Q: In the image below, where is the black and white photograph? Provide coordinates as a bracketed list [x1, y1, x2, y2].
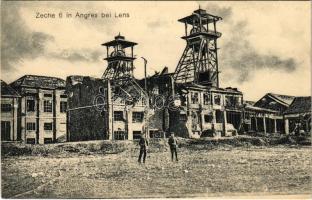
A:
[1, 1, 311, 198]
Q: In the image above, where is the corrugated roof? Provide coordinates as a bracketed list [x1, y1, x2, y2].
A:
[101, 34, 137, 48]
[284, 96, 311, 115]
[1, 80, 20, 97]
[245, 104, 278, 113]
[268, 93, 296, 106]
[178, 9, 222, 25]
[10, 75, 65, 90]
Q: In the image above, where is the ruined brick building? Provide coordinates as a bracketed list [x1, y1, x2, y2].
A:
[0, 75, 67, 144]
[66, 8, 245, 141]
[2, 8, 310, 143]
[66, 35, 150, 141]
[168, 9, 244, 138]
[1, 80, 20, 141]
[66, 8, 311, 141]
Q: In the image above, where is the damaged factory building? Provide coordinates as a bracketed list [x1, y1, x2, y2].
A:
[1, 8, 310, 144]
[66, 35, 150, 141]
[66, 8, 244, 141]
[65, 8, 298, 141]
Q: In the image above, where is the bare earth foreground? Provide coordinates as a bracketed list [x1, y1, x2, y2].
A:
[2, 140, 312, 198]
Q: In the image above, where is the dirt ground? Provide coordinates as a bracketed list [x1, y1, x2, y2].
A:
[2, 144, 311, 198]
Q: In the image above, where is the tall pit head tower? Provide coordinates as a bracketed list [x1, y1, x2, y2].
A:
[174, 8, 222, 87]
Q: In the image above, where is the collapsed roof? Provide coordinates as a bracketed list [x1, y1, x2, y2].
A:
[10, 75, 66, 90]
[1, 80, 20, 97]
[284, 96, 311, 115]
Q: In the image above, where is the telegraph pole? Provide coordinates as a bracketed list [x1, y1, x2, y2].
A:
[141, 57, 149, 138]
[141, 57, 148, 92]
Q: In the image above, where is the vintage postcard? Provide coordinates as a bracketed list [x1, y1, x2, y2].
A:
[1, 1, 311, 199]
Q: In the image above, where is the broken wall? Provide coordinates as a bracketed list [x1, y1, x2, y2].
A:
[66, 76, 108, 141]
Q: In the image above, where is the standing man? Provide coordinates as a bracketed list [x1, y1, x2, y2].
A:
[138, 134, 148, 163]
[168, 132, 178, 162]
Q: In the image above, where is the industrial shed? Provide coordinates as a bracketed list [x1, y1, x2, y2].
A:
[254, 93, 295, 115]
[284, 96, 311, 134]
[242, 101, 284, 134]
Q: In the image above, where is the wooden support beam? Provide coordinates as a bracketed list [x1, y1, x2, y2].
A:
[255, 117, 258, 132]
[284, 118, 289, 135]
[223, 110, 228, 136]
[263, 116, 267, 135]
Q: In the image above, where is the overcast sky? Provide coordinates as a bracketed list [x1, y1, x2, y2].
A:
[1, 1, 311, 101]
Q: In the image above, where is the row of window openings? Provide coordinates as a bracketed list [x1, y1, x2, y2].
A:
[1, 104, 13, 112]
[113, 111, 144, 123]
[191, 93, 211, 105]
[26, 138, 53, 144]
[1, 101, 67, 113]
[180, 114, 214, 123]
[190, 93, 241, 106]
[43, 94, 67, 98]
[23, 94, 67, 98]
[114, 131, 142, 140]
[114, 131, 166, 141]
[26, 122, 53, 131]
[191, 93, 221, 105]
[26, 100, 67, 113]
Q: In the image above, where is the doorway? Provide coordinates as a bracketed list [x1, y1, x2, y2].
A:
[1, 121, 11, 141]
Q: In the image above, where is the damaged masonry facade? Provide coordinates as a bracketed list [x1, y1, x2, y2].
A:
[1, 8, 311, 144]
[64, 8, 310, 142]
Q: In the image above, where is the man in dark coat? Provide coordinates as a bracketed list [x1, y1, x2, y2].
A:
[168, 132, 178, 162]
[138, 134, 148, 163]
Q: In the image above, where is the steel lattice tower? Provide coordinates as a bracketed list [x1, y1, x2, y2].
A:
[173, 8, 222, 87]
[101, 34, 137, 82]
[101, 34, 146, 107]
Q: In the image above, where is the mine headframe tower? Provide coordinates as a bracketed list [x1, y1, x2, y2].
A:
[101, 34, 137, 82]
[173, 8, 222, 87]
[101, 34, 149, 139]
[101, 34, 147, 107]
